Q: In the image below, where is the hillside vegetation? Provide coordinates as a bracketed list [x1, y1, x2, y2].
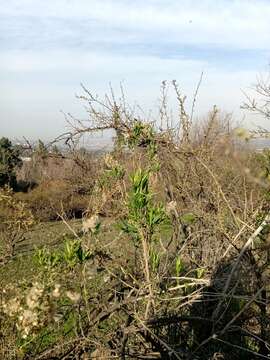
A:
[1, 81, 270, 359]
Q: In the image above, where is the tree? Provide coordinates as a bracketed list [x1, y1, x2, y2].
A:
[242, 73, 270, 135]
[0, 137, 22, 188]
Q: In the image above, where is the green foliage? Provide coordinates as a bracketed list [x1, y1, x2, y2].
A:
[34, 247, 62, 268]
[0, 137, 22, 188]
[108, 164, 125, 180]
[149, 248, 160, 273]
[124, 121, 158, 158]
[99, 164, 125, 189]
[126, 121, 147, 148]
[195, 268, 205, 279]
[120, 169, 168, 241]
[63, 239, 91, 268]
[91, 221, 101, 235]
[146, 204, 168, 233]
[119, 167, 169, 289]
[128, 168, 151, 219]
[175, 257, 184, 278]
[34, 239, 92, 270]
[118, 220, 140, 243]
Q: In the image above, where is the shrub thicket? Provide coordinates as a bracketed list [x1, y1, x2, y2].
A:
[1, 81, 270, 359]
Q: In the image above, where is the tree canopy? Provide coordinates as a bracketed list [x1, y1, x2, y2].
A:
[0, 137, 22, 188]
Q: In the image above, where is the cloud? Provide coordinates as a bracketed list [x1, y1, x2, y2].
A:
[1, 0, 270, 51]
[0, 0, 269, 140]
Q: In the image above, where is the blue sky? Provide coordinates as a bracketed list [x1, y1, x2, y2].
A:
[1, 0, 270, 143]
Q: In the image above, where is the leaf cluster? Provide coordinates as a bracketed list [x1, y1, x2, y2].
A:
[34, 239, 92, 270]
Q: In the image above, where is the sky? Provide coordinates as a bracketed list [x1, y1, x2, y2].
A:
[1, 0, 270, 144]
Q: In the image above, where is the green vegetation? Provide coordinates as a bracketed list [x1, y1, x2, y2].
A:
[1, 81, 270, 359]
[0, 137, 22, 188]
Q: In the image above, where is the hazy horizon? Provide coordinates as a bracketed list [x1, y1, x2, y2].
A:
[1, 0, 270, 142]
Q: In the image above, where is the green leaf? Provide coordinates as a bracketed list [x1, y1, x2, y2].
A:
[175, 257, 184, 277]
[196, 268, 205, 279]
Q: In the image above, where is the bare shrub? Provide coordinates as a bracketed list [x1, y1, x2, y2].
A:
[16, 179, 89, 221]
[0, 186, 35, 261]
[1, 82, 270, 359]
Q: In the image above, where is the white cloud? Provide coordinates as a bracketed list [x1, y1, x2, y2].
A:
[1, 0, 270, 50]
[1, 0, 269, 140]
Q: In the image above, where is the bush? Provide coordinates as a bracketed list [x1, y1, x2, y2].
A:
[1, 83, 270, 359]
[16, 180, 89, 221]
[0, 186, 34, 260]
